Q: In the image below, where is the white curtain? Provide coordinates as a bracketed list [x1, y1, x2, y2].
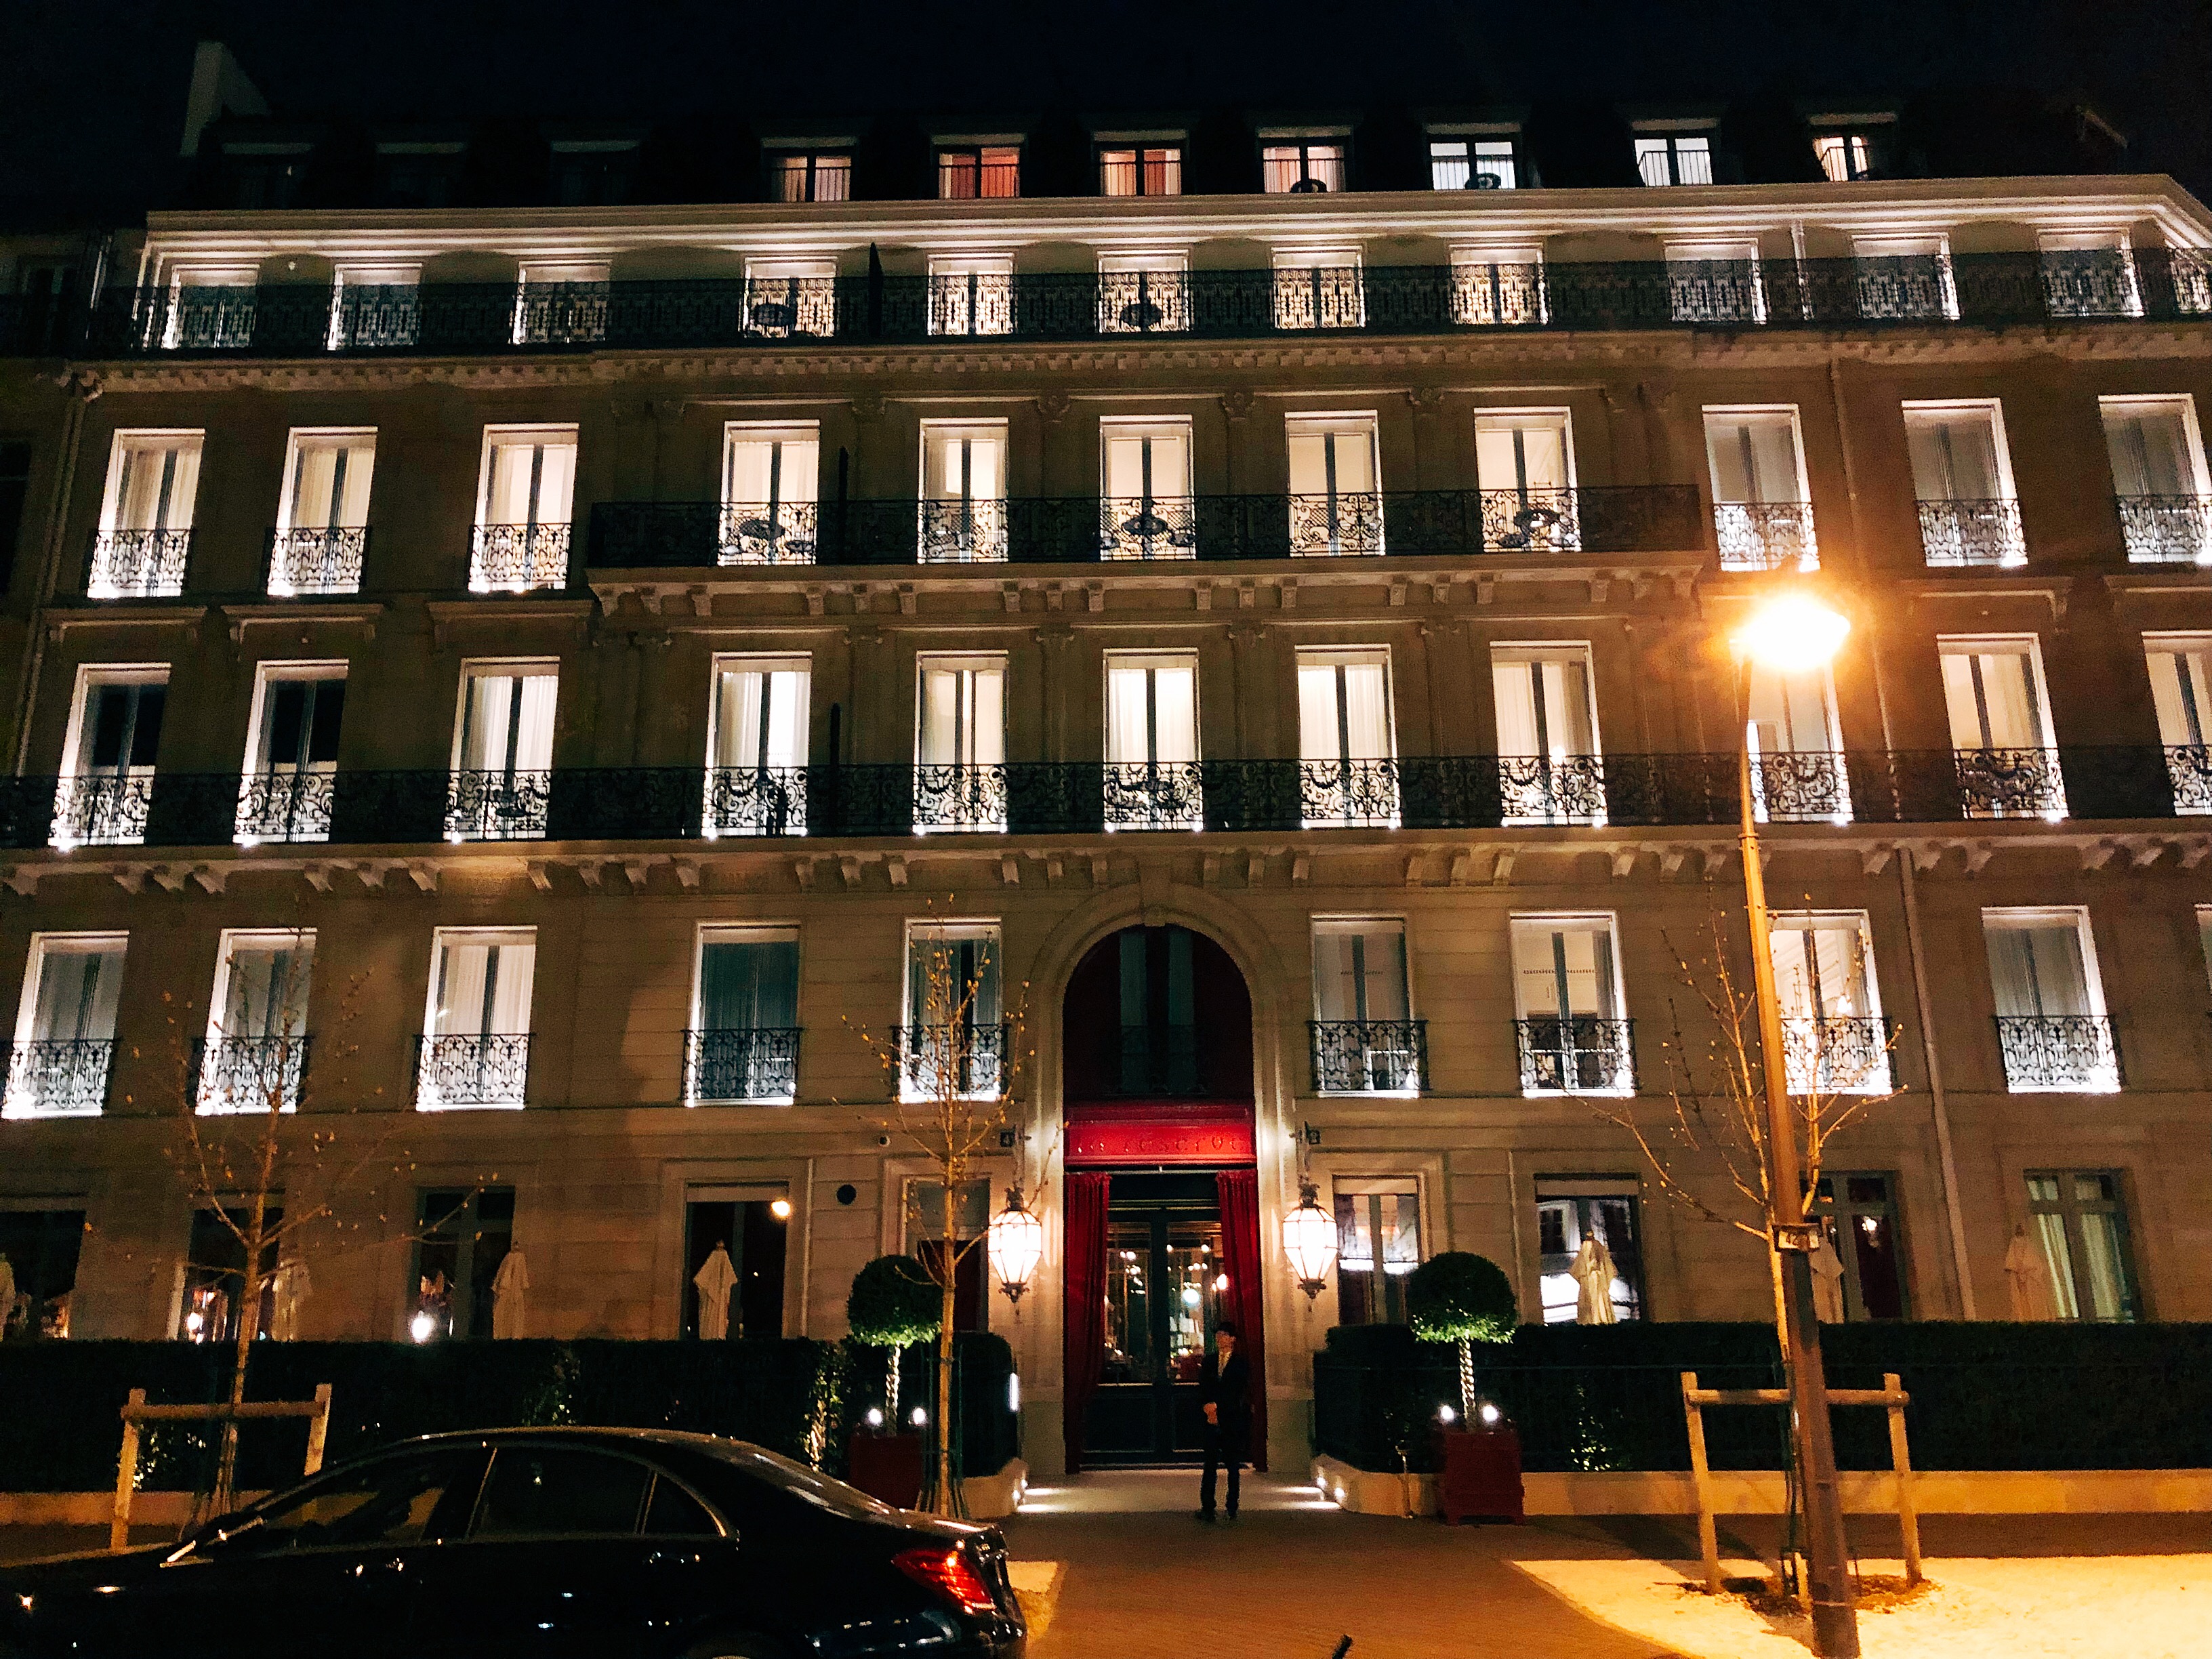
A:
[1288, 426, 1376, 497]
[1513, 923, 1615, 1017]
[917, 663, 1004, 766]
[1769, 920, 1868, 1020]
[31, 945, 126, 1042]
[106, 438, 201, 531]
[432, 942, 489, 1036]
[1707, 415, 1802, 503]
[927, 431, 1004, 501]
[2146, 644, 2211, 748]
[1105, 660, 1194, 764]
[724, 434, 819, 505]
[1103, 432, 1189, 499]
[716, 666, 809, 769]
[1296, 663, 1340, 761]
[1940, 649, 2044, 749]
[487, 943, 535, 1034]
[1340, 663, 1389, 758]
[460, 674, 557, 773]
[483, 437, 575, 525]
[284, 436, 375, 530]
[2101, 408, 2194, 497]
[1311, 924, 1407, 1022]
[1746, 667, 1835, 756]
[220, 941, 315, 1038]
[1493, 655, 1593, 758]
[1908, 414, 2003, 499]
[1475, 419, 1570, 493]
[1984, 922, 2091, 1018]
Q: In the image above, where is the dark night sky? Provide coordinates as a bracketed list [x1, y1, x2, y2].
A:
[2, 0, 2207, 221]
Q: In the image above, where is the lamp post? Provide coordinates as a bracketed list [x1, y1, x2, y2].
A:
[1732, 587, 1860, 1659]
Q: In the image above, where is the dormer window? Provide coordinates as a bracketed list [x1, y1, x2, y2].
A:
[549, 140, 638, 206]
[938, 145, 1021, 200]
[1810, 114, 1895, 182]
[1429, 137, 1518, 191]
[1263, 139, 1346, 193]
[375, 142, 463, 209]
[1633, 129, 1715, 186]
[1099, 145, 1183, 197]
[222, 143, 310, 210]
[769, 149, 852, 204]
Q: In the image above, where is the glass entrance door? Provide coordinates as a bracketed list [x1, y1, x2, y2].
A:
[1087, 1204, 1225, 1463]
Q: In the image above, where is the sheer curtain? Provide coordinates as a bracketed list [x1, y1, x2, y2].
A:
[483, 436, 576, 527]
[1940, 649, 2045, 749]
[1708, 415, 1802, 503]
[1105, 667, 1154, 764]
[917, 664, 1004, 766]
[1513, 922, 1616, 1019]
[220, 941, 314, 1038]
[699, 935, 798, 1029]
[282, 435, 375, 531]
[2102, 407, 2194, 496]
[2146, 642, 2211, 748]
[715, 665, 810, 770]
[1492, 655, 1593, 757]
[32, 945, 125, 1041]
[1475, 419, 1570, 495]
[1984, 922, 2091, 1018]
[1747, 668, 1835, 756]
[1908, 414, 2003, 499]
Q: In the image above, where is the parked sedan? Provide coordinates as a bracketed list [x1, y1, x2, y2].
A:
[0, 1427, 1026, 1659]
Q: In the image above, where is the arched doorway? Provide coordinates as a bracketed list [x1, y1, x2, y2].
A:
[1060, 925, 1265, 1470]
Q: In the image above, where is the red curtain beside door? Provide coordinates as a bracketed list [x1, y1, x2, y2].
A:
[1215, 1168, 1269, 1472]
[1061, 1170, 1111, 1475]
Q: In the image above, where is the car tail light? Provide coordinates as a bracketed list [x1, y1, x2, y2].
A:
[893, 1545, 998, 1616]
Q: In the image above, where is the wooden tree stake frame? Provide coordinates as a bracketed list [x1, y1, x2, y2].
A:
[111, 1382, 333, 1550]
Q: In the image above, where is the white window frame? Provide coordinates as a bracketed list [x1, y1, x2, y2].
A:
[271, 428, 375, 596]
[1097, 141, 1184, 197]
[1284, 411, 1383, 555]
[913, 651, 1008, 832]
[237, 659, 347, 846]
[1981, 906, 2118, 1094]
[5, 933, 127, 1119]
[1509, 914, 1633, 1097]
[1903, 398, 2021, 502]
[1294, 645, 1399, 829]
[720, 420, 821, 565]
[1850, 234, 1959, 320]
[447, 659, 560, 843]
[1309, 917, 1420, 1097]
[703, 652, 811, 838]
[1474, 409, 1578, 547]
[917, 419, 1010, 562]
[1102, 648, 1203, 831]
[1260, 136, 1347, 193]
[199, 928, 316, 1114]
[1767, 911, 1890, 1094]
[688, 924, 802, 1105]
[328, 263, 420, 350]
[53, 663, 168, 851]
[511, 262, 609, 345]
[1936, 633, 2062, 773]
[2036, 229, 2142, 317]
[901, 919, 1004, 1102]
[1427, 133, 1519, 192]
[417, 926, 537, 1112]
[2101, 395, 2212, 566]
[472, 424, 577, 592]
[1491, 642, 1605, 826]
[2143, 632, 2212, 813]
[92, 430, 203, 598]
[1703, 405, 1817, 571]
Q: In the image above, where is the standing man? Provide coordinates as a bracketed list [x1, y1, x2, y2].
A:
[1195, 1320, 1250, 1523]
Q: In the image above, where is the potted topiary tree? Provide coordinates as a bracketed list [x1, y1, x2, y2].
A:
[1406, 1250, 1521, 1523]
[846, 1254, 942, 1508]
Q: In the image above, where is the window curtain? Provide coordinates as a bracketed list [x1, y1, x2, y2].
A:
[1746, 668, 1835, 756]
[1492, 657, 1592, 758]
[1061, 1170, 1111, 1475]
[1475, 421, 1569, 494]
[1708, 417, 1801, 504]
[2146, 646, 2211, 749]
[699, 937, 798, 1029]
[486, 943, 535, 1034]
[1214, 1168, 1268, 1471]
[223, 944, 314, 1038]
[1515, 924, 1614, 1018]
[433, 941, 490, 1036]
[1907, 415, 2001, 499]
[1985, 924, 2090, 1019]
[1940, 651, 2043, 750]
[33, 947, 125, 1042]
[2102, 409, 2191, 496]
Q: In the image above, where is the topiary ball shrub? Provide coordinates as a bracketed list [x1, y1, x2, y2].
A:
[846, 1254, 943, 1348]
[1405, 1251, 1518, 1420]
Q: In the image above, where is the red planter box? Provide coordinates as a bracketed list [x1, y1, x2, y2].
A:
[846, 1432, 924, 1509]
[1437, 1425, 1523, 1525]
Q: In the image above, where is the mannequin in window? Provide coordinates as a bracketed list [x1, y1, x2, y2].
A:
[694, 1242, 739, 1340]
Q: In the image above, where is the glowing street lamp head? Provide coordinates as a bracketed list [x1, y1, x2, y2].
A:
[1733, 592, 1851, 674]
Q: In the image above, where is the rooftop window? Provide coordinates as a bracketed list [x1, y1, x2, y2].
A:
[939, 145, 1021, 200]
[1633, 132, 1714, 186]
[1263, 140, 1345, 193]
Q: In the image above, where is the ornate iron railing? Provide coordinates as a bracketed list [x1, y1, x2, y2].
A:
[1714, 501, 1818, 571]
[1099, 496, 1199, 559]
[234, 770, 334, 842]
[742, 277, 838, 339]
[3, 1039, 113, 1115]
[1499, 756, 1609, 825]
[912, 763, 1008, 831]
[704, 766, 808, 836]
[414, 1033, 531, 1109]
[514, 281, 609, 345]
[330, 281, 420, 349]
[1272, 266, 1367, 329]
[1310, 1020, 1428, 1093]
[1745, 751, 1853, 823]
[266, 527, 368, 594]
[85, 529, 192, 597]
[927, 272, 1016, 337]
[192, 1035, 310, 1111]
[1515, 1017, 1636, 1094]
[445, 770, 553, 840]
[1289, 491, 1385, 556]
[1666, 259, 1767, 325]
[683, 1027, 801, 1102]
[1476, 489, 1580, 551]
[1952, 747, 2066, 819]
[1778, 1016, 1893, 1094]
[892, 1022, 1010, 1099]
[919, 497, 1008, 562]
[1299, 759, 1401, 827]
[1917, 499, 2026, 568]
[1103, 762, 1205, 829]
[1097, 269, 1191, 333]
[51, 774, 154, 846]
[720, 501, 819, 565]
[1993, 1015, 2121, 1092]
[2116, 495, 2212, 565]
[2165, 746, 2212, 814]
[470, 523, 571, 590]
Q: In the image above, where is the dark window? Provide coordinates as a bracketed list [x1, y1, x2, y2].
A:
[377, 150, 460, 209]
[0, 441, 30, 595]
[916, 1237, 987, 1334]
[225, 152, 308, 210]
[472, 1448, 651, 1538]
[770, 151, 852, 203]
[550, 147, 638, 206]
[411, 1187, 514, 1340]
[0, 1208, 86, 1337]
[184, 1206, 281, 1344]
[87, 682, 165, 771]
[228, 1450, 485, 1554]
[1332, 1187, 1419, 1324]
[1814, 1171, 1908, 1319]
[643, 1475, 721, 1537]
[682, 1197, 788, 1339]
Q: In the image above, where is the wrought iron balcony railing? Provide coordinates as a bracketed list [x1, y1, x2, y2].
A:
[1917, 499, 2026, 568]
[1097, 269, 1191, 333]
[234, 769, 335, 843]
[1310, 1019, 1428, 1094]
[1298, 759, 1401, 827]
[85, 529, 192, 597]
[3, 1038, 114, 1117]
[720, 501, 819, 565]
[192, 1034, 310, 1111]
[704, 766, 808, 836]
[414, 1033, 531, 1109]
[2116, 495, 2212, 565]
[514, 281, 610, 346]
[51, 774, 155, 847]
[913, 763, 1008, 831]
[1099, 496, 1199, 559]
[1515, 1016, 1637, 1094]
[743, 277, 838, 339]
[1666, 259, 1767, 325]
[1498, 756, 1609, 825]
[1103, 762, 1205, 830]
[1748, 750, 1854, 823]
[1289, 492, 1385, 556]
[266, 527, 368, 595]
[919, 498, 1008, 562]
[2166, 746, 2212, 814]
[445, 769, 552, 841]
[893, 1022, 1010, 1099]
[1714, 501, 1818, 571]
[1994, 1015, 2121, 1092]
[470, 523, 571, 590]
[1475, 489, 1580, 551]
[1952, 747, 2067, 819]
[1778, 1016, 1893, 1094]
[682, 1027, 801, 1103]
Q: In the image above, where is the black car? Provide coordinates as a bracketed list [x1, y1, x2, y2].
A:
[0, 1427, 1025, 1659]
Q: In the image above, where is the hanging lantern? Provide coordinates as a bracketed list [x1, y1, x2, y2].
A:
[987, 1183, 1046, 1304]
[1281, 1179, 1338, 1300]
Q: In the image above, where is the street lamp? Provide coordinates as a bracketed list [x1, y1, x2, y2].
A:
[1281, 1179, 1338, 1300]
[987, 1183, 1044, 1305]
[1731, 586, 1861, 1659]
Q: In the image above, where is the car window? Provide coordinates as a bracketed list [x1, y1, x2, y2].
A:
[470, 1447, 651, 1540]
[693, 1441, 895, 1519]
[643, 1475, 722, 1538]
[219, 1451, 486, 1555]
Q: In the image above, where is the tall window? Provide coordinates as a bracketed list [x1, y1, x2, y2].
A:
[474, 426, 576, 591]
[449, 663, 558, 841]
[182, 1206, 281, 1344]
[512, 262, 609, 346]
[1334, 1181, 1421, 1323]
[1475, 411, 1576, 549]
[1983, 908, 2118, 1092]
[91, 430, 201, 597]
[1704, 408, 1816, 570]
[1263, 140, 1345, 192]
[238, 663, 344, 844]
[1813, 129, 1883, 182]
[1511, 916, 1633, 1094]
[1099, 146, 1181, 196]
[1272, 247, 1365, 330]
[1104, 651, 1201, 829]
[1938, 636, 2063, 817]
[926, 255, 1014, 338]
[199, 930, 314, 1113]
[2144, 633, 2212, 813]
[1285, 413, 1382, 553]
[1296, 647, 1397, 827]
[1098, 251, 1191, 335]
[1812, 1172, 1906, 1319]
[915, 654, 1007, 831]
[54, 668, 166, 848]
[903, 922, 1004, 1100]
[1745, 662, 1847, 822]
[919, 419, 1008, 559]
[707, 655, 809, 837]
[5, 935, 125, 1118]
[1769, 913, 1887, 1092]
[411, 1188, 516, 1339]
[938, 145, 1021, 199]
[1536, 1179, 1644, 1322]
[419, 928, 535, 1110]
[2026, 1172, 2140, 1321]
[329, 263, 420, 351]
[1666, 238, 1764, 324]
[0, 1209, 85, 1337]
[689, 926, 801, 1104]
[1429, 138, 1517, 190]
[769, 150, 851, 203]
[1851, 235, 1957, 321]
[686, 1191, 790, 1338]
[1100, 417, 1194, 557]
[1492, 644, 1602, 825]
[1634, 132, 1714, 186]
[270, 429, 373, 596]
[2102, 396, 2211, 565]
[721, 422, 819, 564]
[905, 1179, 991, 1333]
[1452, 244, 1546, 327]
[1906, 401, 2024, 567]
[1310, 919, 1420, 1093]
[743, 259, 837, 342]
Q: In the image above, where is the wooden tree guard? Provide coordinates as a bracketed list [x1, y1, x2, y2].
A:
[111, 1383, 333, 1551]
[1680, 1369, 1921, 1593]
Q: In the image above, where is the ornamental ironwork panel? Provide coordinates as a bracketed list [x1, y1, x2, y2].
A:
[1397, 756, 1507, 831]
[330, 283, 421, 350]
[513, 281, 609, 346]
[470, 523, 571, 590]
[601, 279, 756, 348]
[684, 1027, 802, 1103]
[1288, 492, 1385, 557]
[2038, 250, 2142, 319]
[703, 766, 808, 837]
[912, 764, 1007, 832]
[192, 1035, 310, 1111]
[1006, 762, 1101, 835]
[919, 498, 1008, 562]
[234, 771, 334, 843]
[1099, 496, 1199, 560]
[1102, 762, 1204, 830]
[720, 501, 818, 565]
[588, 503, 722, 568]
[415, 1033, 532, 1109]
[1200, 759, 1303, 832]
[1498, 755, 1607, 825]
[1666, 260, 1766, 325]
[266, 527, 367, 594]
[2116, 495, 2212, 564]
[1779, 1017, 1893, 1094]
[1271, 267, 1367, 331]
[1298, 759, 1401, 827]
[1952, 748, 2066, 819]
[1310, 1020, 1428, 1094]
[892, 1023, 1010, 1099]
[85, 529, 191, 597]
[1477, 489, 1580, 552]
[547, 768, 705, 841]
[1948, 253, 2058, 324]
[1917, 499, 2026, 568]
[328, 771, 451, 843]
[1515, 1017, 1635, 1094]
[1750, 751, 1853, 823]
[445, 770, 553, 841]
[739, 277, 838, 340]
[2167, 746, 2212, 815]
[926, 272, 1016, 337]
[1715, 501, 1819, 571]
[1993, 1015, 2120, 1092]
[51, 774, 154, 846]
[4, 1039, 113, 1115]
[1446, 261, 1547, 327]
[1096, 269, 1193, 334]
[805, 764, 914, 838]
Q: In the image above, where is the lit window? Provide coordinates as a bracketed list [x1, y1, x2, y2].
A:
[1099, 146, 1181, 196]
[689, 927, 801, 1103]
[706, 654, 811, 837]
[237, 663, 345, 844]
[199, 930, 315, 1113]
[1272, 247, 1365, 330]
[91, 430, 201, 596]
[512, 262, 608, 346]
[2144, 634, 2212, 813]
[1296, 648, 1397, 827]
[1311, 920, 1420, 1094]
[1097, 251, 1190, 333]
[1429, 139, 1517, 191]
[914, 653, 1008, 831]
[771, 150, 851, 203]
[926, 255, 1014, 337]
[1286, 413, 1382, 554]
[1511, 918, 1632, 1094]
[1263, 141, 1345, 193]
[1451, 245, 1545, 326]
[1634, 133, 1714, 186]
[449, 661, 558, 842]
[1811, 1173, 1907, 1319]
[721, 422, 820, 564]
[1768, 913, 1888, 1092]
[54, 667, 166, 848]
[1334, 1182, 1422, 1322]
[1905, 401, 2024, 567]
[743, 259, 836, 340]
[1939, 636, 2064, 819]
[939, 145, 1021, 200]
[1704, 407, 1815, 571]
[1813, 131, 1880, 182]
[271, 428, 374, 595]
[2024, 1172, 2141, 1320]
[2102, 396, 2211, 565]
[919, 421, 1008, 562]
[902, 922, 1004, 1099]
[1983, 909, 2118, 1092]
[474, 426, 577, 590]
[1536, 1180, 1643, 1322]
[418, 929, 536, 1110]
[5, 934, 126, 1118]
[1492, 645, 1602, 825]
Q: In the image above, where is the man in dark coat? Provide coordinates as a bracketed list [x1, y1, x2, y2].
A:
[1195, 1321, 1251, 1522]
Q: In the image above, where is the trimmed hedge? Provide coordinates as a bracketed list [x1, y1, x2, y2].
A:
[843, 1332, 1022, 1482]
[1314, 1322, 2212, 1475]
